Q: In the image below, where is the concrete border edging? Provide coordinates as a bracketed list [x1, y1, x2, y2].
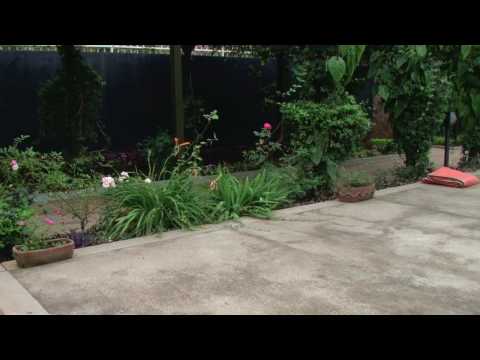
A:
[0, 265, 48, 315]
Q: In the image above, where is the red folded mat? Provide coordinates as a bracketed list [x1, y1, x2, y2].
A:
[423, 167, 480, 188]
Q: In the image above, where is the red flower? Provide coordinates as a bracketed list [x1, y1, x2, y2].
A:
[263, 122, 272, 130]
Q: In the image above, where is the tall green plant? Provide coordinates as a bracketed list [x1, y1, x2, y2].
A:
[280, 94, 370, 197]
[39, 45, 105, 157]
[369, 45, 453, 172]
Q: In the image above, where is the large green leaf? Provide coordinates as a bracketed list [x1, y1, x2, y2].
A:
[339, 45, 366, 85]
[378, 85, 390, 102]
[415, 45, 427, 58]
[470, 92, 480, 117]
[326, 56, 346, 87]
[461, 45, 472, 60]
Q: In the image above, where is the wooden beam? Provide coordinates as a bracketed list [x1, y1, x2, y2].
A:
[171, 45, 185, 139]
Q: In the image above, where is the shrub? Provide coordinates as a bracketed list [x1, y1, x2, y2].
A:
[39, 45, 105, 157]
[0, 186, 34, 252]
[99, 173, 210, 241]
[370, 45, 453, 172]
[208, 168, 292, 221]
[137, 129, 173, 169]
[0, 135, 73, 193]
[371, 138, 396, 155]
[242, 122, 282, 168]
[280, 93, 370, 197]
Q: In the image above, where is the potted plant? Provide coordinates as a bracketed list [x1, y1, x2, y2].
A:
[336, 170, 375, 203]
[12, 218, 74, 268]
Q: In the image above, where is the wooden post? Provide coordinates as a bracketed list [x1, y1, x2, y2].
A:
[171, 45, 185, 139]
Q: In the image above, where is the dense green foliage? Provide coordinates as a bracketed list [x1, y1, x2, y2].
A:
[369, 45, 453, 173]
[0, 186, 34, 251]
[431, 45, 480, 168]
[0, 136, 71, 193]
[371, 138, 396, 155]
[280, 94, 370, 197]
[39, 45, 105, 157]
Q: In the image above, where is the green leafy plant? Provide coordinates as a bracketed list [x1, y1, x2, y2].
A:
[0, 135, 73, 193]
[207, 167, 291, 221]
[0, 187, 35, 252]
[174, 110, 220, 176]
[369, 45, 453, 173]
[99, 173, 210, 241]
[137, 129, 173, 169]
[337, 169, 373, 189]
[242, 123, 282, 168]
[280, 93, 370, 198]
[371, 138, 396, 155]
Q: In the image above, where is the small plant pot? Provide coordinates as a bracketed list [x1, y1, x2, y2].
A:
[337, 184, 376, 203]
[13, 239, 74, 269]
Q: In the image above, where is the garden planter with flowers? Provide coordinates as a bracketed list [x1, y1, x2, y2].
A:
[13, 239, 74, 268]
[11, 216, 76, 268]
[336, 170, 376, 203]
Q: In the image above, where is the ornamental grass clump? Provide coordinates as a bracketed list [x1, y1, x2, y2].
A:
[99, 173, 210, 241]
[208, 168, 291, 221]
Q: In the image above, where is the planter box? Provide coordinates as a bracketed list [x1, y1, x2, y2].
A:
[337, 184, 376, 203]
[13, 239, 74, 269]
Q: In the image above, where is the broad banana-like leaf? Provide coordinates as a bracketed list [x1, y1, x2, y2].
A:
[327, 56, 346, 87]
[339, 45, 366, 85]
[378, 85, 390, 102]
[470, 92, 480, 118]
[461, 45, 472, 60]
[415, 45, 427, 58]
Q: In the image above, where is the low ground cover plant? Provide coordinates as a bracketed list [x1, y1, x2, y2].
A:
[337, 169, 374, 189]
[370, 138, 396, 155]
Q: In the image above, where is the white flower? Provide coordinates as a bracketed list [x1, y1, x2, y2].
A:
[102, 176, 116, 189]
[144, 178, 152, 184]
[120, 171, 129, 178]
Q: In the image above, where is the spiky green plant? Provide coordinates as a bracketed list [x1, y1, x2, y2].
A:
[208, 168, 291, 221]
[100, 173, 210, 241]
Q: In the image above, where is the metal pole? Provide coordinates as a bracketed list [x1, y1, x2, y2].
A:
[171, 45, 185, 139]
[444, 115, 450, 167]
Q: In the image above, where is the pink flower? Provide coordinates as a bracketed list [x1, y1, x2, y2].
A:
[11, 160, 19, 171]
[263, 122, 272, 131]
[44, 217, 55, 226]
[53, 209, 65, 217]
[102, 176, 116, 189]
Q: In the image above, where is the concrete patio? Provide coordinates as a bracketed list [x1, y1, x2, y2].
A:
[2, 179, 480, 315]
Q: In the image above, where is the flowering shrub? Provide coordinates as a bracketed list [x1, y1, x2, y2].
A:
[243, 122, 282, 168]
[0, 135, 72, 193]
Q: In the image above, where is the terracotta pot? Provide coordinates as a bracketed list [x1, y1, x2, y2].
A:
[13, 239, 74, 269]
[337, 183, 375, 203]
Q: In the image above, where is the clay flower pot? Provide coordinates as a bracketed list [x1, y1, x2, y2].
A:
[337, 183, 376, 203]
[13, 239, 74, 269]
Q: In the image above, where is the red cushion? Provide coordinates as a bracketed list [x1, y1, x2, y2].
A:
[423, 167, 480, 188]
